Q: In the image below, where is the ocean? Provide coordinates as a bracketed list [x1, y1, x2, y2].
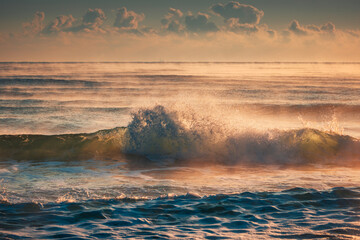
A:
[0, 62, 360, 239]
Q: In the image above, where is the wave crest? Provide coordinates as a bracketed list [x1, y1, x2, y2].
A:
[123, 105, 359, 165]
[125, 105, 194, 156]
[0, 105, 359, 166]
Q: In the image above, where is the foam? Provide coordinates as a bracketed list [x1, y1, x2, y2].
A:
[0, 105, 359, 166]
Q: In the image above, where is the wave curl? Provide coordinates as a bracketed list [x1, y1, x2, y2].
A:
[0, 105, 359, 166]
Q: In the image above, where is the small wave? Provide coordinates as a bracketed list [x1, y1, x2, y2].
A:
[0, 105, 359, 166]
[0, 78, 104, 87]
[236, 103, 360, 116]
[0, 127, 127, 160]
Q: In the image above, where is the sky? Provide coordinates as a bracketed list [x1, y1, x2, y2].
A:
[0, 0, 359, 61]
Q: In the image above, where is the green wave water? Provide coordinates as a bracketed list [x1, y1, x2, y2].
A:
[1, 106, 359, 166]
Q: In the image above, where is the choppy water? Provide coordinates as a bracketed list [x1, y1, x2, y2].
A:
[0, 62, 360, 239]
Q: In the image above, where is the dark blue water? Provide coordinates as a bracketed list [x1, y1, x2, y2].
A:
[1, 187, 360, 239]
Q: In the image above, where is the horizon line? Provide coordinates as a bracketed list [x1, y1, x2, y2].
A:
[1, 61, 360, 64]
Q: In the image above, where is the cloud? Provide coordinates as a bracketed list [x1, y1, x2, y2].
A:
[161, 8, 184, 33]
[83, 8, 106, 28]
[211, 1, 264, 25]
[165, 20, 184, 33]
[225, 18, 276, 38]
[8, 6, 359, 62]
[2, 26, 360, 62]
[166, 8, 183, 19]
[185, 12, 218, 33]
[288, 20, 308, 36]
[64, 8, 106, 33]
[306, 24, 321, 32]
[226, 18, 259, 34]
[22, 9, 105, 35]
[114, 7, 145, 30]
[321, 22, 336, 33]
[42, 15, 76, 34]
[22, 11, 45, 35]
[288, 20, 337, 36]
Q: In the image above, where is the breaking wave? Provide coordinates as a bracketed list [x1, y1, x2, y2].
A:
[0, 105, 359, 166]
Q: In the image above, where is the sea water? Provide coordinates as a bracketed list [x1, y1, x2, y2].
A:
[0, 62, 360, 239]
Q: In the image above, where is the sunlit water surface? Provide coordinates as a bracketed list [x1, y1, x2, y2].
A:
[0, 62, 360, 239]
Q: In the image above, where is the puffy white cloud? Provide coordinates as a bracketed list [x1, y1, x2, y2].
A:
[82, 8, 106, 28]
[185, 13, 218, 33]
[321, 22, 336, 34]
[114, 7, 145, 30]
[288, 20, 337, 36]
[7, 5, 359, 62]
[62, 8, 106, 33]
[166, 8, 183, 19]
[306, 24, 321, 32]
[22, 11, 45, 35]
[22, 9, 105, 35]
[225, 18, 276, 38]
[165, 20, 184, 33]
[211, 1, 264, 25]
[82, 8, 106, 30]
[42, 15, 76, 34]
[288, 20, 308, 36]
[226, 18, 259, 34]
[2, 24, 360, 62]
[161, 8, 184, 33]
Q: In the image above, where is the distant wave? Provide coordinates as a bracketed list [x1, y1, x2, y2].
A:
[0, 105, 359, 166]
[0, 78, 104, 87]
[236, 103, 360, 116]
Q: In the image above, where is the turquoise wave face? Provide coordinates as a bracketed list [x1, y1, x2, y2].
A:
[0, 105, 359, 166]
[0, 127, 127, 160]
